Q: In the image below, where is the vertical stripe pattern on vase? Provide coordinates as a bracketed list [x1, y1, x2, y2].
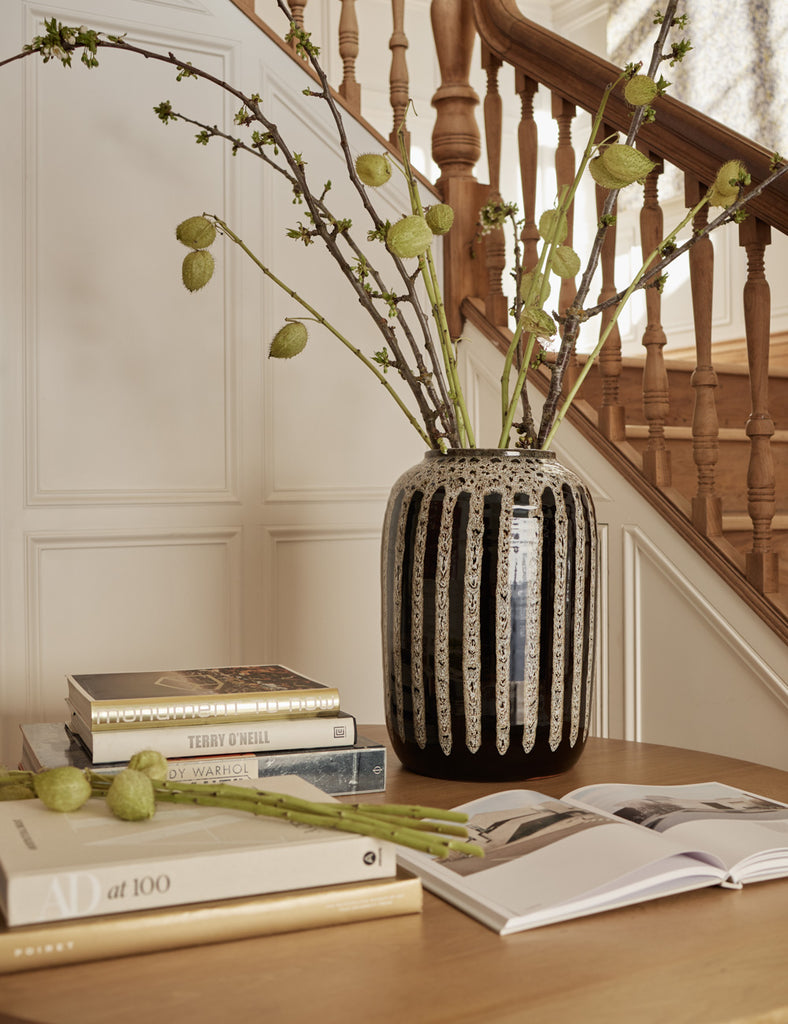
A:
[382, 450, 597, 779]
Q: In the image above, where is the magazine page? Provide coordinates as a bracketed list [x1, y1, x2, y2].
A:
[565, 782, 788, 884]
[395, 789, 727, 934]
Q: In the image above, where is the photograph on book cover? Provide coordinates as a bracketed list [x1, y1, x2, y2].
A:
[70, 665, 334, 700]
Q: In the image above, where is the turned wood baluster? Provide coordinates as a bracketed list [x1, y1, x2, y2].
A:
[552, 95, 578, 387]
[338, 0, 361, 112]
[639, 156, 672, 487]
[739, 217, 780, 594]
[482, 43, 508, 327]
[430, 0, 483, 338]
[516, 72, 540, 273]
[389, 0, 410, 152]
[595, 121, 625, 441]
[288, 0, 308, 50]
[685, 175, 722, 537]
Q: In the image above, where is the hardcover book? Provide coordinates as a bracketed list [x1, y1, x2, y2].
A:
[396, 781, 788, 934]
[67, 664, 341, 730]
[66, 704, 357, 763]
[1, 874, 422, 974]
[20, 722, 385, 795]
[0, 775, 396, 926]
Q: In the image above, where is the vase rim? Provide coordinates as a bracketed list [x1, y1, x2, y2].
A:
[427, 448, 556, 459]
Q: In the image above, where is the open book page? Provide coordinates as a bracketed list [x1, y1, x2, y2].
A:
[565, 782, 788, 885]
[395, 789, 727, 934]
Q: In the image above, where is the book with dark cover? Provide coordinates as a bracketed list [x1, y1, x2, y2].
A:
[20, 722, 386, 795]
[66, 704, 357, 762]
[67, 664, 341, 730]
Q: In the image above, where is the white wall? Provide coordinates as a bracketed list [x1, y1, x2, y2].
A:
[0, 0, 426, 765]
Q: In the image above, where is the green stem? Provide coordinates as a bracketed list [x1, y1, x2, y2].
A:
[498, 180, 577, 448]
[212, 215, 431, 448]
[396, 130, 475, 448]
[541, 194, 710, 450]
[148, 785, 482, 858]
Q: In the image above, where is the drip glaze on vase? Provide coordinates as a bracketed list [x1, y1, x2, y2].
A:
[381, 449, 598, 781]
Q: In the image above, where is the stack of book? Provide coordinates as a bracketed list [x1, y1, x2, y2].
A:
[0, 773, 422, 973]
[19, 664, 386, 796]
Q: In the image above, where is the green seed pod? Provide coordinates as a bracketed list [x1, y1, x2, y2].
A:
[624, 74, 658, 107]
[538, 209, 568, 243]
[175, 216, 217, 250]
[355, 153, 392, 187]
[106, 769, 156, 821]
[522, 307, 556, 340]
[519, 270, 550, 304]
[589, 156, 630, 191]
[425, 203, 455, 235]
[551, 245, 581, 279]
[709, 160, 748, 207]
[33, 766, 92, 813]
[182, 250, 215, 292]
[128, 750, 169, 783]
[600, 143, 656, 185]
[387, 215, 433, 259]
[270, 321, 309, 359]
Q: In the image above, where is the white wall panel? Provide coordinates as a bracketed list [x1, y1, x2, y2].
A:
[265, 526, 386, 724]
[261, 75, 428, 498]
[26, 16, 239, 501]
[24, 529, 243, 722]
[624, 525, 788, 769]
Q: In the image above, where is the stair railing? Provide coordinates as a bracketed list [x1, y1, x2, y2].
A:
[234, 0, 785, 621]
[443, 0, 786, 609]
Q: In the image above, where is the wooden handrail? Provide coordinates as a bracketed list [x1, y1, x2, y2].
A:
[472, 0, 788, 235]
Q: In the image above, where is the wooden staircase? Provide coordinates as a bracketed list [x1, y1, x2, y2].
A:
[574, 356, 788, 595]
[458, 0, 788, 639]
[234, 0, 788, 644]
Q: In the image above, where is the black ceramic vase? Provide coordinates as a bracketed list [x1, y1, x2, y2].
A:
[381, 448, 598, 781]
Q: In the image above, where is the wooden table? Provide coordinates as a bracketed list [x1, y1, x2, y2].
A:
[3, 730, 788, 1024]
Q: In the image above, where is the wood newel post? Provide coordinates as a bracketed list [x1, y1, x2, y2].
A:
[338, 0, 361, 111]
[516, 71, 539, 272]
[739, 216, 779, 594]
[640, 156, 671, 487]
[595, 120, 625, 441]
[430, 0, 484, 338]
[389, 0, 410, 153]
[482, 43, 508, 327]
[685, 175, 722, 537]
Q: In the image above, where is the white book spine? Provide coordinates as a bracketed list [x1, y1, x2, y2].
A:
[6, 830, 395, 926]
[71, 711, 356, 762]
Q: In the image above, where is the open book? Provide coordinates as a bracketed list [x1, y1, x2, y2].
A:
[395, 781, 788, 934]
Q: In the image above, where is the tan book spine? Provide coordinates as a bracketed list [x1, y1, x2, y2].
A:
[1, 875, 422, 974]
